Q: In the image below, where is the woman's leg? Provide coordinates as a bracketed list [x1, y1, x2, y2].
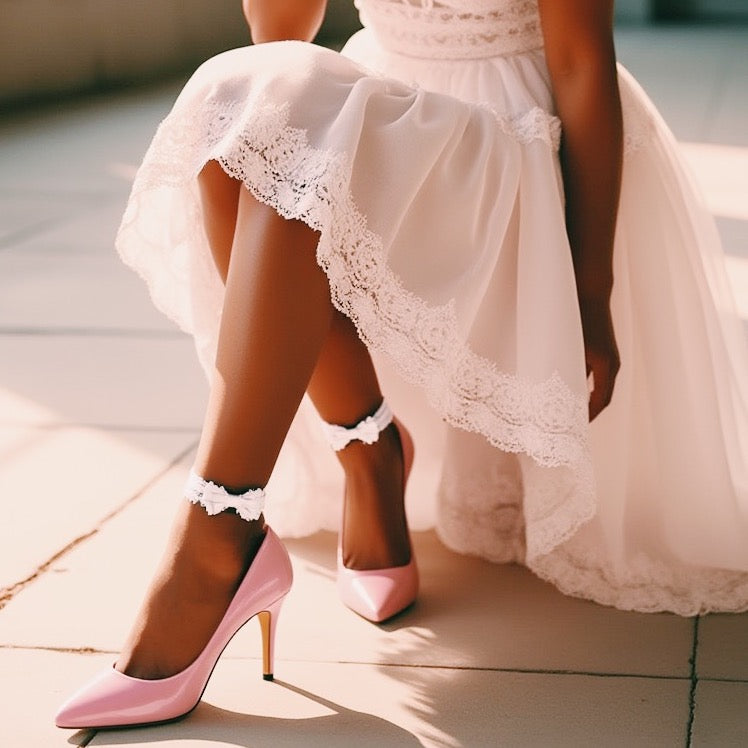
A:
[198, 162, 411, 572]
[306, 312, 411, 571]
[118, 177, 334, 679]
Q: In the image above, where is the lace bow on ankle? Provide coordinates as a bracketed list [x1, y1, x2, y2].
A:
[321, 401, 393, 451]
[184, 470, 265, 521]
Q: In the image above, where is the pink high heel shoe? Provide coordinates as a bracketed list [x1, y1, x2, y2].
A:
[55, 525, 293, 729]
[322, 401, 419, 623]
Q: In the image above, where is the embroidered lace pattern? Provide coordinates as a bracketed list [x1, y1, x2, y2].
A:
[356, 0, 543, 60]
[184, 470, 265, 521]
[619, 70, 658, 157]
[321, 400, 394, 451]
[485, 105, 561, 151]
[532, 535, 748, 616]
[485, 77, 653, 158]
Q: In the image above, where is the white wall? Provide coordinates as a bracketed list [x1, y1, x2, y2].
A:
[0, 0, 367, 107]
[616, 0, 652, 22]
[0, 0, 248, 105]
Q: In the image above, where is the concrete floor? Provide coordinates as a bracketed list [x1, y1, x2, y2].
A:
[0, 24, 747, 748]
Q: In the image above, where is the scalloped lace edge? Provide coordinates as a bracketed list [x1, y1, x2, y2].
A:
[531, 542, 748, 616]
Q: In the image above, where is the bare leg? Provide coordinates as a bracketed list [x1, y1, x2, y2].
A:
[118, 179, 332, 679]
[198, 162, 411, 571]
[306, 313, 411, 570]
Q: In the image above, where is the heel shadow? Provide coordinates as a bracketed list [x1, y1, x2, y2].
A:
[69, 679, 422, 746]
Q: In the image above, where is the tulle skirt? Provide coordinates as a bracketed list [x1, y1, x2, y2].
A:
[116, 39, 748, 615]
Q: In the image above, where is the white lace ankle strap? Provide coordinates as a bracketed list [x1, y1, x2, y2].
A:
[184, 469, 265, 521]
[321, 400, 393, 451]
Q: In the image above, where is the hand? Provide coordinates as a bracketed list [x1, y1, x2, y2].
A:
[579, 298, 620, 421]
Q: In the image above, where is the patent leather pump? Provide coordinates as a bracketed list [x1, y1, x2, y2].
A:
[55, 527, 292, 729]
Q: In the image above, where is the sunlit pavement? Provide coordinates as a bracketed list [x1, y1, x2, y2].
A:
[0, 25, 746, 748]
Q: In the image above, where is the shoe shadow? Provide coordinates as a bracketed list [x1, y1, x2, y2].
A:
[66, 680, 422, 746]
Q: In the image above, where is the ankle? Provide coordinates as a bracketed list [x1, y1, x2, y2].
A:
[335, 423, 402, 478]
[175, 503, 265, 579]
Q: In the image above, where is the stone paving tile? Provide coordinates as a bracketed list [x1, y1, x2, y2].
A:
[679, 142, 748, 225]
[0, 458, 187, 652]
[696, 614, 748, 681]
[75, 660, 689, 747]
[286, 532, 695, 678]
[0, 334, 207, 428]
[691, 680, 748, 747]
[0, 192, 124, 253]
[0, 235, 177, 333]
[0, 425, 196, 592]
[0, 80, 181, 194]
[0, 648, 99, 747]
[0, 189, 108, 249]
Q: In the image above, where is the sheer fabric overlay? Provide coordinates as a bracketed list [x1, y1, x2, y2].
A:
[117, 0, 748, 615]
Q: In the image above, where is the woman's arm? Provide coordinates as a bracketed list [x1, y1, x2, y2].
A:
[538, 0, 623, 420]
[242, 0, 328, 44]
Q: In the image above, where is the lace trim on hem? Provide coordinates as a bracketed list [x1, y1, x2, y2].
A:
[530, 544, 748, 617]
[434, 455, 748, 614]
[438, 524, 748, 615]
[437, 485, 748, 614]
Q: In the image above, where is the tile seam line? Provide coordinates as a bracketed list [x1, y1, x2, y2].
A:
[0, 327, 187, 339]
[0, 217, 68, 251]
[685, 615, 699, 747]
[307, 660, 694, 681]
[0, 193, 120, 252]
[0, 422, 201, 434]
[0, 439, 198, 611]
[0, 645, 694, 682]
[0, 187, 122, 197]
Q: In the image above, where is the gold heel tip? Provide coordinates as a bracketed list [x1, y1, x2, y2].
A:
[263, 673, 274, 682]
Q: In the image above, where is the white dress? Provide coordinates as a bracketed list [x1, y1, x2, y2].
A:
[116, 0, 748, 615]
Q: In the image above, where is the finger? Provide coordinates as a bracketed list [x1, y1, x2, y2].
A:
[588, 358, 614, 421]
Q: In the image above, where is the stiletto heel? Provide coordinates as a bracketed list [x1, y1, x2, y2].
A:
[258, 596, 284, 681]
[322, 401, 419, 623]
[55, 525, 293, 729]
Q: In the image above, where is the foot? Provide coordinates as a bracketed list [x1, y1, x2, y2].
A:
[115, 501, 265, 680]
[337, 421, 413, 571]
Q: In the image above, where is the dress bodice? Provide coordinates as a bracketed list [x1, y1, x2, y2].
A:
[354, 0, 544, 60]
